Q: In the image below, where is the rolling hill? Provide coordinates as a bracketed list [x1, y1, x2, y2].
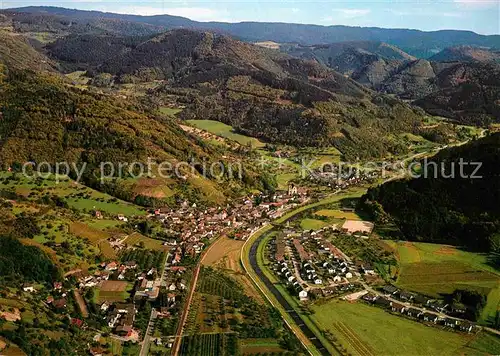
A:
[0, 66, 271, 206]
[283, 41, 415, 64]
[361, 132, 500, 253]
[0, 30, 56, 71]
[298, 44, 500, 125]
[3, 6, 500, 58]
[429, 46, 500, 63]
[45, 29, 438, 159]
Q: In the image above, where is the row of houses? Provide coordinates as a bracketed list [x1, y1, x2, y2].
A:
[382, 285, 468, 318]
[363, 293, 477, 333]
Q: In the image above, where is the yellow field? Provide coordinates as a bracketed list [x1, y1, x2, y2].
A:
[202, 237, 264, 304]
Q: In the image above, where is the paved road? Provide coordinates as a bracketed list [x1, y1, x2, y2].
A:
[248, 230, 331, 356]
[139, 252, 171, 356]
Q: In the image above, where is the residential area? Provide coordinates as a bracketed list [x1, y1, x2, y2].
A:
[265, 218, 483, 337]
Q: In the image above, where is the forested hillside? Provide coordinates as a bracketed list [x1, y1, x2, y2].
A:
[0, 31, 56, 71]
[0, 236, 60, 285]
[46, 29, 437, 159]
[361, 133, 500, 252]
[304, 45, 500, 126]
[0, 67, 270, 206]
[429, 46, 500, 63]
[4, 6, 500, 58]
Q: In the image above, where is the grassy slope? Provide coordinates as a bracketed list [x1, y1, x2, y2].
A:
[311, 300, 474, 356]
[390, 241, 500, 326]
[186, 120, 266, 148]
[0, 173, 145, 216]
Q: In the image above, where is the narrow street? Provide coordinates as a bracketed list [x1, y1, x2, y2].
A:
[139, 252, 171, 356]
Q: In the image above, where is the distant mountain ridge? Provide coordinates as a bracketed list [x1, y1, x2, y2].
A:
[429, 46, 500, 63]
[289, 41, 500, 125]
[3, 6, 500, 59]
[44, 28, 435, 159]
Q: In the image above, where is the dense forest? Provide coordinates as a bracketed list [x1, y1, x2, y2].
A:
[0, 236, 60, 284]
[360, 133, 500, 252]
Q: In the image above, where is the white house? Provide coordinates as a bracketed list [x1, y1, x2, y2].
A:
[345, 272, 353, 279]
[299, 290, 308, 300]
[23, 285, 35, 293]
[314, 279, 322, 285]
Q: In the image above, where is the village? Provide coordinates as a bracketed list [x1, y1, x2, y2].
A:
[266, 219, 481, 335]
[7, 184, 313, 353]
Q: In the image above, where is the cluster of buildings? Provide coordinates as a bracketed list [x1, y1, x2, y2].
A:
[362, 289, 477, 333]
[271, 225, 372, 301]
[102, 302, 137, 338]
[358, 285, 478, 333]
[151, 188, 308, 247]
[309, 165, 375, 189]
[380, 285, 474, 320]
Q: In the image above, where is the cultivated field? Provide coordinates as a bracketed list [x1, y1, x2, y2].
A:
[179, 333, 238, 356]
[300, 218, 329, 231]
[70, 222, 110, 243]
[240, 339, 285, 354]
[390, 241, 500, 326]
[186, 120, 265, 148]
[315, 209, 363, 220]
[311, 300, 474, 356]
[70, 222, 117, 258]
[96, 281, 130, 303]
[202, 237, 264, 303]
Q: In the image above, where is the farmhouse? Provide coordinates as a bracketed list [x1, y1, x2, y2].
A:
[382, 285, 398, 295]
[362, 293, 379, 303]
[444, 318, 460, 328]
[374, 297, 391, 307]
[459, 322, 475, 333]
[390, 302, 406, 313]
[299, 290, 308, 301]
[421, 313, 438, 323]
[406, 308, 421, 317]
